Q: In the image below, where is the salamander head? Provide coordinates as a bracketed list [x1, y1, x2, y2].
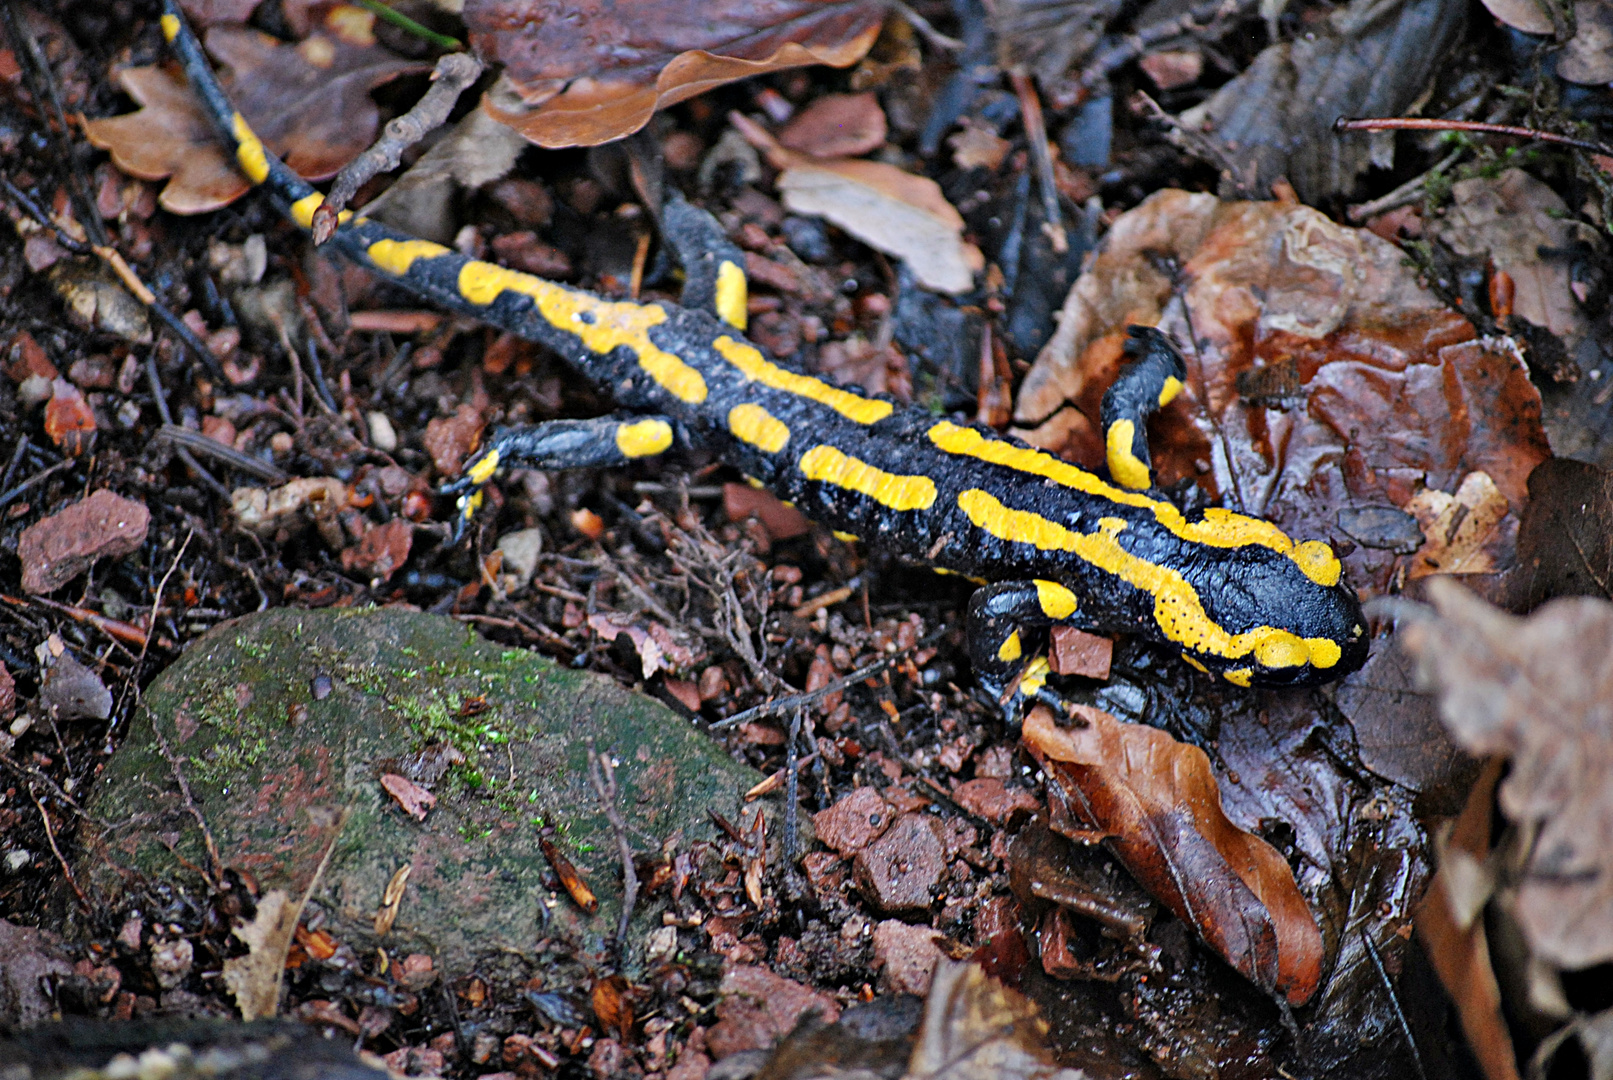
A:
[1192, 575, 1370, 689]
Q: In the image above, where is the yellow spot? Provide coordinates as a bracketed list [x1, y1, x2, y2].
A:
[745, 476, 765, 489]
[160, 13, 180, 40]
[1253, 631, 1309, 670]
[1291, 540, 1342, 588]
[715, 261, 748, 330]
[998, 631, 1023, 662]
[956, 489, 1322, 668]
[833, 531, 861, 543]
[230, 113, 270, 185]
[1159, 375, 1184, 407]
[1034, 580, 1078, 620]
[799, 445, 936, 511]
[1304, 637, 1343, 669]
[728, 403, 790, 453]
[928, 422, 1331, 583]
[367, 238, 452, 276]
[714, 336, 892, 425]
[290, 193, 351, 231]
[615, 418, 673, 458]
[1020, 656, 1050, 697]
[1181, 653, 1210, 674]
[1224, 668, 1253, 687]
[466, 448, 500, 486]
[458, 262, 708, 404]
[456, 488, 484, 520]
[1106, 419, 1152, 490]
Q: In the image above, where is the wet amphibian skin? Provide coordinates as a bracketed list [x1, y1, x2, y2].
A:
[162, 2, 1369, 713]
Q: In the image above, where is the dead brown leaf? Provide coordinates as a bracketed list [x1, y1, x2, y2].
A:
[1510, 458, 1613, 609]
[1401, 578, 1613, 968]
[1022, 706, 1323, 1005]
[380, 772, 436, 821]
[906, 959, 1088, 1079]
[1017, 189, 1551, 600]
[1405, 471, 1511, 579]
[85, 22, 426, 214]
[778, 91, 887, 157]
[221, 889, 300, 1020]
[340, 518, 413, 582]
[733, 113, 982, 294]
[471, 0, 884, 147]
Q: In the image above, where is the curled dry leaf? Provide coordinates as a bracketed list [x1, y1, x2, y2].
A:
[1176, 0, 1466, 202]
[380, 773, 436, 821]
[733, 113, 982, 294]
[85, 24, 427, 214]
[1022, 706, 1323, 1005]
[1017, 189, 1550, 599]
[471, 0, 884, 148]
[1401, 578, 1613, 969]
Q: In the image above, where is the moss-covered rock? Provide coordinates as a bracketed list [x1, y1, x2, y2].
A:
[79, 607, 771, 973]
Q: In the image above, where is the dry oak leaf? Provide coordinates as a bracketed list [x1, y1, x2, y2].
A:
[85, 24, 427, 214]
[906, 959, 1089, 1080]
[1022, 705, 1323, 1005]
[733, 112, 982, 294]
[1401, 578, 1613, 970]
[470, 0, 884, 148]
[1017, 189, 1550, 600]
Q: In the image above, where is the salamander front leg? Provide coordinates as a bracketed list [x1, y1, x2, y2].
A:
[662, 193, 748, 330]
[967, 579, 1095, 725]
[444, 416, 678, 541]
[1101, 325, 1188, 490]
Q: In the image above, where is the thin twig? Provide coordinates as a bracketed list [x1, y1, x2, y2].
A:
[1361, 929, 1427, 1080]
[146, 354, 230, 498]
[0, 458, 72, 512]
[156, 425, 289, 484]
[588, 744, 639, 961]
[312, 51, 483, 242]
[151, 717, 223, 886]
[784, 707, 804, 863]
[1346, 147, 1465, 222]
[1081, 0, 1254, 90]
[1009, 69, 1066, 254]
[1334, 116, 1613, 158]
[30, 785, 90, 907]
[889, 0, 963, 52]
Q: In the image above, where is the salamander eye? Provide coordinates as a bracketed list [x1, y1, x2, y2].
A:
[1291, 540, 1341, 587]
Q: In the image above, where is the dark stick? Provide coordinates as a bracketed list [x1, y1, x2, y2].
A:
[157, 425, 289, 484]
[1010, 69, 1066, 254]
[588, 744, 639, 962]
[1334, 116, 1613, 158]
[311, 51, 484, 243]
[1362, 928, 1428, 1080]
[304, 338, 341, 415]
[785, 707, 804, 863]
[0, 435, 30, 492]
[146, 352, 231, 498]
[30, 787, 90, 908]
[0, 458, 73, 512]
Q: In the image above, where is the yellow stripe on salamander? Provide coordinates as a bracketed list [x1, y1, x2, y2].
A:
[929, 422, 1341, 588]
[798, 445, 936, 511]
[616, 418, 673, 458]
[728, 403, 790, 453]
[956, 490, 1335, 668]
[290, 192, 352, 231]
[230, 112, 270, 185]
[714, 336, 892, 425]
[160, 13, 180, 40]
[454, 259, 709, 404]
[715, 260, 748, 330]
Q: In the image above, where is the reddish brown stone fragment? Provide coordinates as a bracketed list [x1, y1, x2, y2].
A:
[18, 489, 149, 594]
[706, 964, 839, 1059]
[1050, 626, 1113, 679]
[871, 919, 942, 994]
[951, 778, 1040, 825]
[854, 813, 944, 913]
[812, 785, 894, 857]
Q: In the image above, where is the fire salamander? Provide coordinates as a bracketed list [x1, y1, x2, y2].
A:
[161, 3, 1369, 714]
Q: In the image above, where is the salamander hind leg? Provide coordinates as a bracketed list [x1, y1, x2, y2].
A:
[445, 415, 679, 541]
[1100, 326, 1188, 491]
[663, 194, 748, 331]
[967, 579, 1099, 726]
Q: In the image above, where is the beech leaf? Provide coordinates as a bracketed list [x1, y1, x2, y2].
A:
[85, 23, 427, 214]
[1022, 705, 1323, 1005]
[469, 0, 884, 147]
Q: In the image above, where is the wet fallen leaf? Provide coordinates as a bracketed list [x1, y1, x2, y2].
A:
[906, 959, 1088, 1079]
[1176, 0, 1466, 202]
[778, 91, 887, 157]
[1414, 759, 1520, 1080]
[592, 974, 634, 1043]
[1436, 169, 1601, 353]
[85, 22, 427, 214]
[588, 612, 698, 679]
[1405, 471, 1510, 579]
[471, 0, 884, 147]
[988, 0, 1124, 83]
[1401, 578, 1613, 968]
[1510, 458, 1613, 609]
[1018, 189, 1551, 599]
[734, 113, 982, 294]
[222, 889, 300, 1020]
[380, 773, 436, 821]
[1022, 705, 1323, 1005]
